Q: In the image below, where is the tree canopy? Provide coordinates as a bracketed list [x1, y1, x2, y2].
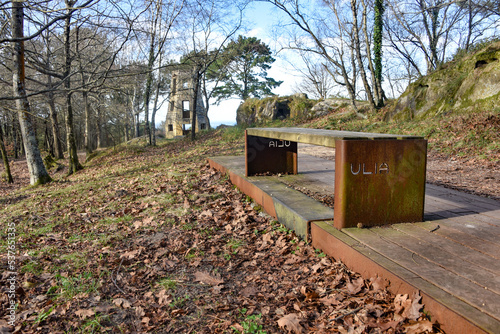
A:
[209, 35, 282, 102]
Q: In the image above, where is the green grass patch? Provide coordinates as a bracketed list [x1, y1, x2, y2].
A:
[158, 277, 178, 291]
[54, 272, 101, 300]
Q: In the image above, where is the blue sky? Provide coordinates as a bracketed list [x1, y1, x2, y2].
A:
[157, 2, 298, 128]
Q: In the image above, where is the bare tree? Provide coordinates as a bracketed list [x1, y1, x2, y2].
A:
[11, 1, 51, 185]
[260, 0, 363, 109]
[25, 24, 65, 159]
[0, 118, 12, 183]
[179, 0, 244, 140]
[385, 0, 465, 74]
[135, 0, 184, 146]
[291, 52, 335, 99]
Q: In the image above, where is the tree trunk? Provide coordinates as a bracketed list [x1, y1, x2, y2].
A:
[83, 90, 92, 154]
[0, 122, 13, 183]
[465, 0, 472, 52]
[135, 113, 140, 138]
[351, 0, 375, 109]
[11, 1, 51, 185]
[124, 124, 129, 142]
[64, 0, 82, 175]
[151, 79, 161, 146]
[191, 67, 201, 141]
[44, 120, 53, 156]
[363, 0, 384, 107]
[143, 35, 155, 145]
[13, 120, 19, 159]
[131, 90, 139, 138]
[65, 93, 81, 174]
[97, 104, 103, 148]
[47, 91, 64, 159]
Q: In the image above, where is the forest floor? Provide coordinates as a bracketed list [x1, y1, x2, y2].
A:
[0, 110, 498, 333]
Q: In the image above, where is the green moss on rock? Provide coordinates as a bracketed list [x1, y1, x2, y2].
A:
[389, 41, 500, 120]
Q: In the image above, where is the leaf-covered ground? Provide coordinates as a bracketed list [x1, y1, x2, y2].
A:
[0, 130, 443, 333]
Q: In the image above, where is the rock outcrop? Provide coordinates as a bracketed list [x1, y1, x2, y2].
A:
[236, 94, 354, 125]
[388, 41, 500, 120]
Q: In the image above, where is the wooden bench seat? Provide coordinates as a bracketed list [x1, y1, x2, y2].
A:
[245, 127, 427, 229]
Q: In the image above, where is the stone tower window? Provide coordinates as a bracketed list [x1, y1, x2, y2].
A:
[168, 124, 173, 132]
[172, 77, 177, 94]
[182, 100, 190, 119]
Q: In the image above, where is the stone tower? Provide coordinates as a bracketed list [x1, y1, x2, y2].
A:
[165, 69, 207, 139]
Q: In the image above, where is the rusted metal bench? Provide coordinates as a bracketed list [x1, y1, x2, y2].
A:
[245, 127, 427, 230]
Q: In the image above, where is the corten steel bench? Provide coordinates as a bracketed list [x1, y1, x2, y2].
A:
[245, 127, 427, 230]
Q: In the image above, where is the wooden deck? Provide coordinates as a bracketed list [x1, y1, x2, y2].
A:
[208, 151, 500, 333]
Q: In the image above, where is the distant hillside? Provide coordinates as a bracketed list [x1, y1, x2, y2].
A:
[387, 41, 500, 120]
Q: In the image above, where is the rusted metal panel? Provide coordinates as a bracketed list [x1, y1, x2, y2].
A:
[334, 139, 427, 229]
[245, 131, 297, 176]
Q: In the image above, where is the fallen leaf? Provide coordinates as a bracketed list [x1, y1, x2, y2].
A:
[95, 303, 112, 313]
[113, 298, 131, 309]
[75, 309, 95, 320]
[404, 320, 433, 334]
[346, 277, 364, 295]
[277, 313, 304, 334]
[370, 276, 388, 292]
[310, 262, 322, 273]
[300, 286, 319, 301]
[403, 291, 423, 320]
[284, 255, 304, 265]
[231, 323, 244, 332]
[194, 271, 223, 286]
[319, 296, 339, 306]
[120, 249, 141, 259]
[394, 294, 410, 315]
[157, 289, 171, 305]
[240, 286, 258, 297]
[378, 320, 400, 331]
[262, 233, 273, 244]
[135, 306, 145, 317]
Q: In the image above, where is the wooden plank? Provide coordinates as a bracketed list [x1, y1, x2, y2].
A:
[426, 184, 500, 213]
[313, 222, 500, 334]
[417, 221, 500, 260]
[343, 227, 500, 320]
[392, 223, 500, 276]
[426, 196, 500, 222]
[423, 204, 500, 243]
[246, 127, 422, 148]
[373, 225, 500, 295]
[424, 201, 500, 230]
[424, 201, 475, 218]
[439, 216, 500, 241]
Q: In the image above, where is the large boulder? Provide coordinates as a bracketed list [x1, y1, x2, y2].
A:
[388, 41, 500, 120]
[310, 99, 351, 117]
[236, 95, 315, 125]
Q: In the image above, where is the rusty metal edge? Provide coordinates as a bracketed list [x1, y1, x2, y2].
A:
[311, 221, 497, 334]
[208, 157, 277, 219]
